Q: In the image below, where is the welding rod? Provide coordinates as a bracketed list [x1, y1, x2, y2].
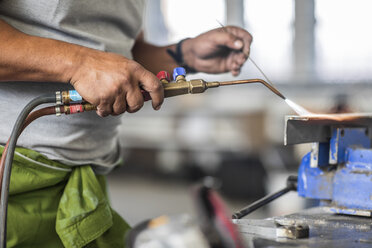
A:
[232, 176, 297, 219]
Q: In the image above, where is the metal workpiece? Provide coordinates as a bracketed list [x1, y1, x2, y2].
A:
[285, 113, 372, 145]
[275, 223, 309, 239]
[237, 207, 372, 248]
[234, 219, 309, 241]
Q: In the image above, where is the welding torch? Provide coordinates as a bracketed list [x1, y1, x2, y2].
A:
[60, 67, 285, 109]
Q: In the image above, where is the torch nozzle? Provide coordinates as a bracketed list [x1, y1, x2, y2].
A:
[218, 79, 286, 100]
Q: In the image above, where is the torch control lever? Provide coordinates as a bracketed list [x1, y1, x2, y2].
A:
[232, 176, 298, 219]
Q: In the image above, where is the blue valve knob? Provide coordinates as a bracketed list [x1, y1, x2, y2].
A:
[173, 67, 186, 81]
[68, 90, 83, 102]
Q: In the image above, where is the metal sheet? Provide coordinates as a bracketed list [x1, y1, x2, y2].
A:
[285, 113, 372, 145]
[236, 207, 372, 248]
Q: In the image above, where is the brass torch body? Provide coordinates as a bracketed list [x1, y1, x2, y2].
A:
[162, 78, 285, 100]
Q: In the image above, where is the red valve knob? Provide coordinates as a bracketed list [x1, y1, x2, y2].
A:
[142, 71, 169, 102]
[156, 71, 171, 82]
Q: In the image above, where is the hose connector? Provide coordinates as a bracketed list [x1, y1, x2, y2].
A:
[55, 91, 62, 105]
[157, 71, 171, 83]
[61, 90, 83, 104]
[63, 103, 96, 115]
[173, 67, 186, 82]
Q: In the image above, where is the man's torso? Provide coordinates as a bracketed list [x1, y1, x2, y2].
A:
[0, 0, 145, 173]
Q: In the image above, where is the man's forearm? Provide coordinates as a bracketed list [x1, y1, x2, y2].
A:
[0, 19, 81, 83]
[132, 40, 179, 75]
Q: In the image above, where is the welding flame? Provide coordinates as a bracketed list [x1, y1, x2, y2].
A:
[284, 99, 313, 116]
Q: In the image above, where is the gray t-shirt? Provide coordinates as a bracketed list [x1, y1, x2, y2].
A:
[0, 0, 145, 174]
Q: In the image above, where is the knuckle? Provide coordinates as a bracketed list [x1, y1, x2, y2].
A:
[99, 95, 110, 105]
[97, 109, 109, 117]
[128, 101, 144, 113]
[158, 97, 164, 105]
[130, 62, 143, 74]
[150, 80, 162, 92]
[121, 77, 130, 86]
[112, 109, 125, 116]
[113, 105, 126, 115]
[115, 86, 124, 95]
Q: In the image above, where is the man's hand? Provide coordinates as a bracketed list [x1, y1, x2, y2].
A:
[70, 49, 164, 117]
[182, 26, 252, 76]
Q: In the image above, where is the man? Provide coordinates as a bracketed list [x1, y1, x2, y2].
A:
[0, 0, 252, 247]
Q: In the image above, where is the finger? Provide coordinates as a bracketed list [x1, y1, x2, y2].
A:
[239, 53, 247, 64]
[231, 68, 241, 76]
[214, 31, 244, 51]
[96, 101, 113, 117]
[231, 61, 241, 71]
[225, 51, 242, 71]
[135, 68, 164, 110]
[126, 87, 144, 113]
[112, 94, 127, 115]
[226, 26, 253, 56]
[232, 52, 247, 67]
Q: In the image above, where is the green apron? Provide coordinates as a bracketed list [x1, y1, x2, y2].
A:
[0, 146, 130, 248]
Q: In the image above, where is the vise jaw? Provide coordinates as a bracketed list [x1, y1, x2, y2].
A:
[285, 114, 372, 217]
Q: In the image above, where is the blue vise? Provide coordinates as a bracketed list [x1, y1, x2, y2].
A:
[285, 115, 372, 217]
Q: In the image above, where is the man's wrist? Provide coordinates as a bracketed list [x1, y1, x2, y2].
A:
[62, 45, 85, 85]
[181, 38, 197, 72]
[166, 38, 197, 73]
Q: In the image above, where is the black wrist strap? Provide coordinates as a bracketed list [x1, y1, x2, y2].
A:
[166, 38, 197, 73]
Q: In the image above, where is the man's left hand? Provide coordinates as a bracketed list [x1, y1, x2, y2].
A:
[182, 26, 253, 76]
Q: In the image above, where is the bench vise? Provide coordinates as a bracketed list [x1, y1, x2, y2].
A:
[286, 114, 372, 217]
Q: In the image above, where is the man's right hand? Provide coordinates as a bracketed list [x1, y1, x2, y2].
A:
[70, 49, 164, 117]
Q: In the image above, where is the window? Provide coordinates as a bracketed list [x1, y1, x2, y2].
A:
[244, 0, 294, 82]
[162, 0, 225, 43]
[316, 0, 372, 83]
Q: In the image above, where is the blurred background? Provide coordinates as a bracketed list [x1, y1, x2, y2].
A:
[107, 0, 372, 226]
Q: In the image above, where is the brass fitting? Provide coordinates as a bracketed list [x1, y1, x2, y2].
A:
[82, 103, 96, 112]
[61, 91, 71, 104]
[60, 90, 84, 104]
[162, 79, 220, 98]
[63, 103, 96, 115]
